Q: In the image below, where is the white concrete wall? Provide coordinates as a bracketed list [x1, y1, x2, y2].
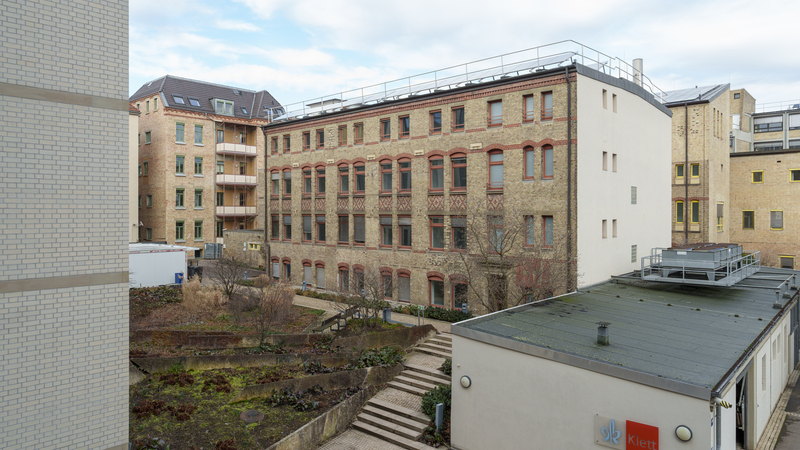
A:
[576, 75, 672, 286]
[130, 112, 139, 242]
[451, 334, 711, 450]
[752, 311, 794, 446]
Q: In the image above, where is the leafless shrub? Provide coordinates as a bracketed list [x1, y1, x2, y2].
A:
[182, 276, 225, 321]
[213, 253, 247, 298]
[248, 276, 296, 346]
[334, 268, 393, 331]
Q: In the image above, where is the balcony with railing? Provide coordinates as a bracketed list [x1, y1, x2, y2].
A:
[216, 206, 257, 217]
[216, 141, 257, 156]
[216, 173, 257, 186]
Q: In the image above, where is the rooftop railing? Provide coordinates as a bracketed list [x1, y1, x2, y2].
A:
[270, 40, 666, 123]
[755, 100, 800, 114]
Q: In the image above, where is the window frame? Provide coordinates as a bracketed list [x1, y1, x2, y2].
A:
[380, 161, 392, 193]
[145, 131, 151, 144]
[488, 100, 503, 127]
[175, 188, 185, 208]
[146, 194, 152, 208]
[194, 157, 203, 175]
[316, 215, 326, 243]
[770, 209, 784, 230]
[282, 169, 292, 197]
[676, 201, 684, 224]
[429, 158, 444, 191]
[742, 210, 754, 230]
[302, 131, 311, 151]
[270, 171, 279, 197]
[524, 146, 535, 180]
[451, 216, 466, 251]
[452, 281, 468, 310]
[283, 135, 291, 153]
[523, 94, 535, 122]
[691, 163, 700, 178]
[488, 150, 504, 190]
[338, 125, 347, 147]
[302, 214, 312, 242]
[175, 220, 185, 241]
[542, 91, 553, 121]
[175, 155, 185, 174]
[430, 216, 445, 250]
[542, 216, 554, 248]
[676, 164, 684, 178]
[380, 215, 393, 248]
[489, 216, 504, 253]
[399, 159, 412, 192]
[303, 169, 312, 196]
[194, 125, 203, 144]
[429, 276, 445, 307]
[790, 169, 800, 182]
[452, 106, 465, 132]
[354, 123, 364, 145]
[354, 163, 366, 194]
[542, 145, 554, 179]
[525, 215, 536, 247]
[339, 165, 350, 194]
[283, 215, 292, 241]
[399, 215, 412, 249]
[451, 154, 467, 190]
[380, 118, 391, 141]
[398, 273, 411, 302]
[271, 137, 278, 154]
[353, 214, 365, 246]
[752, 170, 764, 183]
[175, 123, 185, 143]
[316, 167, 326, 194]
[194, 189, 203, 208]
[194, 220, 202, 240]
[691, 200, 700, 224]
[399, 115, 410, 139]
[430, 110, 442, 135]
[271, 215, 280, 240]
[316, 129, 325, 149]
[338, 215, 349, 244]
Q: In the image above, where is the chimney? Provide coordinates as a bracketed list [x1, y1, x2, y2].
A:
[597, 322, 611, 345]
[633, 58, 643, 87]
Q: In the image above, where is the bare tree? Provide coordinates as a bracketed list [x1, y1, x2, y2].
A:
[213, 253, 247, 298]
[334, 267, 395, 330]
[444, 204, 576, 314]
[247, 275, 296, 346]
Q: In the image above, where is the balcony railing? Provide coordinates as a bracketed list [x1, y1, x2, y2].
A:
[216, 206, 256, 216]
[216, 142, 257, 156]
[216, 174, 257, 186]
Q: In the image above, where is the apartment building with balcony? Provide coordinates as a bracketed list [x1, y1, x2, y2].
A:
[261, 43, 672, 311]
[663, 84, 732, 246]
[130, 76, 280, 256]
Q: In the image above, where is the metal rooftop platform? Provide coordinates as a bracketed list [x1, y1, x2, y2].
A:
[269, 40, 667, 123]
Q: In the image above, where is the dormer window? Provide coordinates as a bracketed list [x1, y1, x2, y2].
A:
[172, 95, 185, 105]
[214, 99, 234, 116]
[241, 106, 247, 114]
[188, 97, 200, 107]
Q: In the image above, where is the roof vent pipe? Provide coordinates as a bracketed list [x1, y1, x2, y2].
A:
[597, 322, 611, 346]
[774, 291, 783, 309]
[633, 59, 643, 87]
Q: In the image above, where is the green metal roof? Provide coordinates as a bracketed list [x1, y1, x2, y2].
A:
[453, 278, 798, 398]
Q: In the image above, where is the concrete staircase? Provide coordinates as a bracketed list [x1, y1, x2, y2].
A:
[351, 333, 452, 450]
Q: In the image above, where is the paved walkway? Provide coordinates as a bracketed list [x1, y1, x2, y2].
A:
[762, 362, 800, 450]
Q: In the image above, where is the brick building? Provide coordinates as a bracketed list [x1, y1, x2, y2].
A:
[261, 44, 672, 311]
[0, 1, 129, 448]
[129, 76, 281, 257]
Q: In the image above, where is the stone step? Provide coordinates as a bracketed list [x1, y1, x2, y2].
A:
[357, 412, 423, 440]
[352, 420, 431, 450]
[402, 362, 450, 383]
[361, 405, 427, 432]
[412, 347, 452, 358]
[401, 369, 449, 386]
[393, 375, 438, 392]
[427, 337, 452, 348]
[417, 342, 452, 353]
[367, 398, 430, 425]
[436, 333, 452, 341]
[387, 380, 429, 396]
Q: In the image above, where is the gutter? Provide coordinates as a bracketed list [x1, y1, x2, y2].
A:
[262, 126, 270, 268]
[565, 67, 574, 290]
[684, 103, 689, 244]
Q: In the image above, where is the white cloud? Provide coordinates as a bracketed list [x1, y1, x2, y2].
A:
[215, 19, 262, 32]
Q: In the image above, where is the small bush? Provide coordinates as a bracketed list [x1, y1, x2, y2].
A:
[423, 306, 472, 323]
[351, 346, 404, 368]
[421, 384, 452, 421]
[182, 276, 225, 321]
[440, 358, 452, 376]
[268, 386, 323, 411]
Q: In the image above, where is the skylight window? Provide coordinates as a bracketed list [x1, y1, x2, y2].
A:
[233, 89, 241, 95]
[188, 97, 200, 107]
[173, 95, 185, 104]
[241, 106, 247, 114]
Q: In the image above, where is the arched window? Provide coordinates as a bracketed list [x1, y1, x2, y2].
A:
[380, 160, 392, 193]
[354, 163, 365, 193]
[338, 165, 349, 194]
[542, 145, 553, 179]
[451, 153, 466, 190]
[270, 171, 279, 197]
[429, 274, 444, 306]
[429, 157, 444, 191]
[524, 146, 535, 179]
[283, 169, 292, 196]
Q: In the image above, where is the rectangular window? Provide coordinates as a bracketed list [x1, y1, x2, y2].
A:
[523, 95, 534, 122]
[302, 131, 311, 151]
[316, 266, 325, 289]
[543, 147, 553, 179]
[271, 215, 279, 240]
[612, 219, 617, 238]
[176, 123, 185, 142]
[430, 216, 444, 250]
[316, 215, 326, 243]
[154, 98, 158, 110]
[676, 201, 684, 223]
[303, 215, 312, 242]
[752, 170, 764, 183]
[542, 91, 553, 120]
[399, 216, 412, 248]
[145, 131, 151, 144]
[339, 269, 349, 292]
[271, 172, 279, 196]
[526, 216, 535, 246]
[430, 159, 444, 191]
[676, 164, 684, 178]
[789, 140, 800, 149]
[452, 156, 467, 189]
[284, 263, 291, 280]
[602, 219, 607, 238]
[216, 191, 223, 206]
[612, 94, 617, 113]
[451, 216, 466, 250]
[187, 97, 198, 107]
[146, 194, 152, 207]
[216, 221, 223, 238]
[283, 170, 292, 195]
[524, 148, 535, 179]
[602, 151, 608, 171]
[453, 282, 468, 310]
[754, 116, 782, 133]
[791, 169, 800, 182]
[381, 162, 392, 192]
[146, 228, 152, 241]
[271, 137, 278, 154]
[316, 129, 325, 149]
[354, 123, 364, 144]
[284, 135, 291, 153]
[430, 279, 444, 306]
[754, 141, 783, 152]
[303, 170, 312, 196]
[138, 164, 142, 176]
[176, 221, 185, 241]
[452, 107, 465, 132]
[602, 89, 607, 109]
[631, 186, 637, 205]
[430, 110, 442, 134]
[283, 215, 292, 240]
[175, 188, 184, 207]
[743, 210, 754, 229]
[691, 163, 700, 177]
[317, 168, 326, 194]
[631, 244, 637, 263]
[717, 203, 724, 232]
[194, 157, 203, 175]
[612, 153, 617, 172]
[354, 215, 365, 245]
[216, 128, 224, 144]
[399, 160, 411, 191]
[790, 114, 800, 130]
[489, 152, 504, 189]
[381, 216, 392, 247]
[338, 215, 349, 244]
[338, 125, 347, 146]
[399, 275, 411, 302]
[339, 166, 349, 193]
[380, 119, 390, 141]
[194, 125, 203, 144]
[691, 201, 700, 224]
[248, 243, 260, 251]
[771, 210, 784, 230]
[145, 100, 150, 113]
[383, 274, 393, 299]
[488, 100, 503, 127]
[194, 221, 202, 239]
[354, 164, 365, 193]
[780, 256, 795, 269]
[489, 216, 503, 252]
[543, 216, 553, 248]
[194, 189, 203, 207]
[138, 194, 141, 207]
[399, 115, 410, 138]
[176, 156, 184, 174]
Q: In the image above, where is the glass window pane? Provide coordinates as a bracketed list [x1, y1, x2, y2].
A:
[544, 217, 553, 246]
[431, 280, 444, 306]
[525, 150, 534, 176]
[490, 165, 503, 185]
[544, 148, 553, 177]
[525, 96, 534, 115]
[399, 277, 410, 302]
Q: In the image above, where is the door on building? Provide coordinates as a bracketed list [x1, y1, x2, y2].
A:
[735, 372, 748, 448]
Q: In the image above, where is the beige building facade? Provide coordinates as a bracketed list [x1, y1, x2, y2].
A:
[130, 105, 140, 242]
[130, 76, 279, 257]
[262, 53, 671, 311]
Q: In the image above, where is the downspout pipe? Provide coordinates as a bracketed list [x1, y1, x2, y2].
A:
[565, 67, 574, 290]
[684, 103, 689, 244]
[262, 125, 270, 269]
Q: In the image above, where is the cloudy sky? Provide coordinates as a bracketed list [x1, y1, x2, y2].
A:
[130, 0, 800, 109]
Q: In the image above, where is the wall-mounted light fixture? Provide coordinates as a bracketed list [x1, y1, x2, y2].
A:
[460, 376, 471, 388]
[675, 425, 692, 442]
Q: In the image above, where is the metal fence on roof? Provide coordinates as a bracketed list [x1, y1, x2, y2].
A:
[270, 40, 666, 123]
[755, 99, 800, 114]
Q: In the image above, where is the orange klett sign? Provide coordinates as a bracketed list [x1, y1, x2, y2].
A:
[626, 420, 659, 450]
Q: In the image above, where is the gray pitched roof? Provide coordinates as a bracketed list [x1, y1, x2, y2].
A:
[453, 272, 798, 399]
[662, 84, 730, 105]
[129, 75, 281, 120]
